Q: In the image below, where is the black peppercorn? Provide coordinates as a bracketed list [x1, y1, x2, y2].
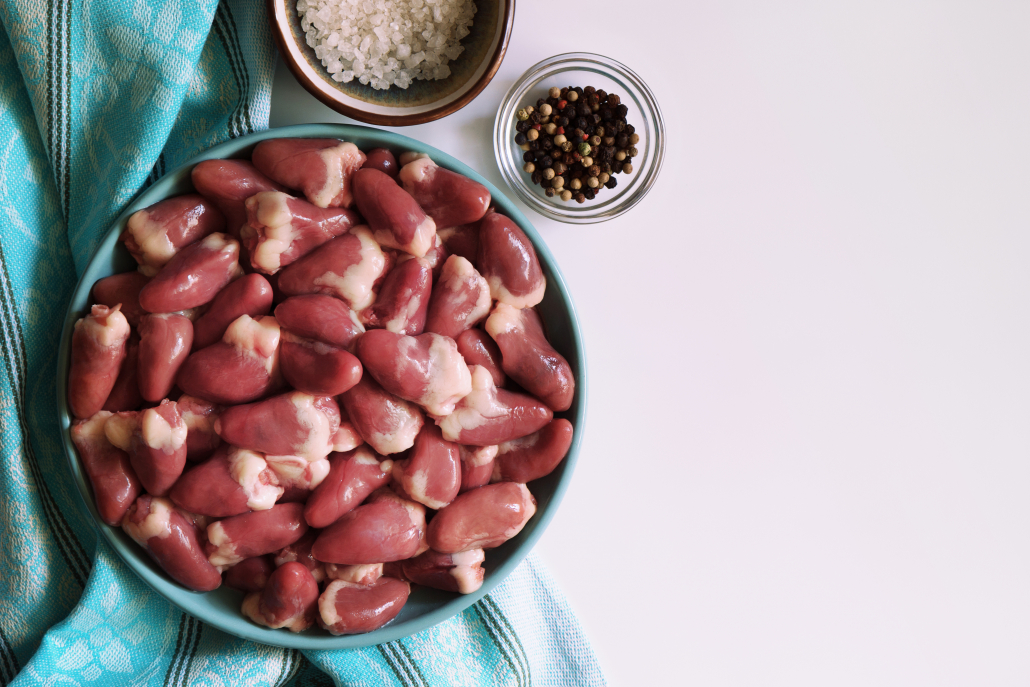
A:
[528, 140, 539, 151]
[577, 103, 591, 116]
[575, 193, 586, 203]
[587, 164, 600, 177]
[591, 113, 601, 125]
[616, 104, 629, 118]
[522, 151, 535, 163]
[601, 109, 613, 121]
[615, 121, 626, 132]
[624, 124, 635, 135]
[536, 98, 546, 108]
[558, 116, 570, 127]
[530, 112, 542, 124]
[514, 132, 527, 145]
[616, 134, 628, 148]
[573, 117, 586, 130]
[601, 161, 612, 174]
[545, 187, 555, 197]
[607, 94, 621, 107]
[604, 176, 617, 189]
[531, 170, 543, 184]
[515, 121, 529, 133]
[541, 155, 553, 168]
[583, 86, 595, 96]
[584, 187, 596, 200]
[596, 89, 607, 100]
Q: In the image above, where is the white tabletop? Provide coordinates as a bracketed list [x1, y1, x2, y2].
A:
[270, 3, 1030, 684]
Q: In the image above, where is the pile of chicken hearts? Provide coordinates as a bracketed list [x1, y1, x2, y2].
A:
[67, 139, 576, 636]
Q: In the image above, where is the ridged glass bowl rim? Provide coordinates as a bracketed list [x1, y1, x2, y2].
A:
[493, 52, 665, 224]
[55, 123, 586, 650]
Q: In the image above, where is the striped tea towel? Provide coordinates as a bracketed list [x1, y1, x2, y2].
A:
[0, 0, 606, 684]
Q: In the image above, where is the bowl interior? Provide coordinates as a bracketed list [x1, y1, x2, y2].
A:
[272, 0, 512, 124]
[493, 53, 666, 224]
[57, 123, 586, 649]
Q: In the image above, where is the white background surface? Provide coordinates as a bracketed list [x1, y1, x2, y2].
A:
[270, 2, 1030, 685]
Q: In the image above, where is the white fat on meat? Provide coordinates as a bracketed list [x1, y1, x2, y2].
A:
[325, 562, 383, 585]
[222, 315, 281, 376]
[484, 302, 524, 338]
[450, 549, 486, 594]
[460, 444, 498, 467]
[332, 422, 364, 452]
[227, 447, 282, 510]
[265, 454, 330, 491]
[286, 393, 336, 460]
[487, 273, 546, 310]
[417, 334, 472, 416]
[438, 366, 507, 442]
[140, 406, 187, 453]
[206, 521, 241, 569]
[312, 225, 385, 311]
[398, 151, 431, 167]
[180, 397, 218, 435]
[78, 304, 130, 348]
[245, 192, 298, 273]
[318, 580, 350, 628]
[126, 210, 187, 276]
[440, 255, 492, 329]
[371, 212, 436, 258]
[505, 484, 537, 540]
[314, 142, 362, 208]
[77, 410, 114, 441]
[103, 412, 138, 452]
[398, 156, 435, 186]
[122, 496, 174, 545]
[367, 401, 422, 455]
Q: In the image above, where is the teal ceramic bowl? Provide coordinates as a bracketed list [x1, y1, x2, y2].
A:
[56, 123, 585, 649]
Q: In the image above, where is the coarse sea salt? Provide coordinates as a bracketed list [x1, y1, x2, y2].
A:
[298, 0, 476, 91]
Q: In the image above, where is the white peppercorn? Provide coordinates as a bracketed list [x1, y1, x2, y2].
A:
[523, 162, 536, 173]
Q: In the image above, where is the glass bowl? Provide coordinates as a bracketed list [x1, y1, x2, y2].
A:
[493, 52, 665, 224]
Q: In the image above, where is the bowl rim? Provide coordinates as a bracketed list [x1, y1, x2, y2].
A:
[492, 51, 666, 224]
[268, 0, 515, 126]
[56, 122, 586, 649]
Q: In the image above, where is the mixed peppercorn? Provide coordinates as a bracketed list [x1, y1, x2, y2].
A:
[514, 85, 640, 203]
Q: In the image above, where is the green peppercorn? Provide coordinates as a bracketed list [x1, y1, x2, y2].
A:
[516, 108, 529, 121]
[577, 141, 591, 156]
[560, 190, 572, 201]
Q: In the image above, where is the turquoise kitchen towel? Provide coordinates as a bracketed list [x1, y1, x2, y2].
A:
[0, 0, 606, 684]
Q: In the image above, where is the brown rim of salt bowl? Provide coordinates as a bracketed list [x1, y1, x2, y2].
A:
[268, 0, 515, 126]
